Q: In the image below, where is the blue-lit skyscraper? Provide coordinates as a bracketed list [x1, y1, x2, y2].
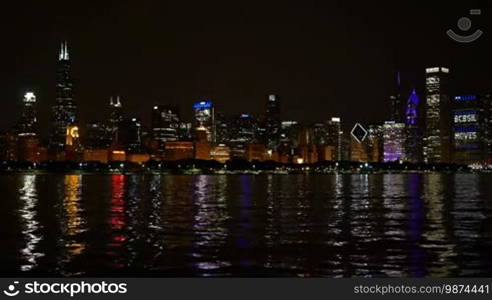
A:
[405, 89, 422, 163]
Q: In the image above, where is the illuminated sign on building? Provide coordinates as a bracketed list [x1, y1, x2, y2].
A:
[426, 67, 450, 74]
[65, 125, 79, 146]
[454, 109, 479, 123]
[454, 95, 477, 101]
[193, 101, 212, 109]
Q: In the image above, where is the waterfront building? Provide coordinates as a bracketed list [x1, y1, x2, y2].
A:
[383, 121, 406, 162]
[423, 67, 452, 163]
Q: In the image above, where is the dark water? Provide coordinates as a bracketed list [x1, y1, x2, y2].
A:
[0, 173, 491, 277]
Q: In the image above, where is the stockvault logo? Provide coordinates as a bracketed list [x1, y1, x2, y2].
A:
[3, 282, 20, 297]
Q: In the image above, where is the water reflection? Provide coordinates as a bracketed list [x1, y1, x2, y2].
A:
[452, 174, 486, 276]
[18, 175, 43, 272]
[107, 174, 127, 269]
[2, 173, 492, 277]
[191, 175, 230, 276]
[422, 174, 457, 276]
[61, 175, 86, 274]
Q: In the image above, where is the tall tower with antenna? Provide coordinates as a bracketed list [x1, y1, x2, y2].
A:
[50, 41, 78, 151]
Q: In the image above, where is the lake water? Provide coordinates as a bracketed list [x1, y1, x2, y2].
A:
[0, 173, 491, 277]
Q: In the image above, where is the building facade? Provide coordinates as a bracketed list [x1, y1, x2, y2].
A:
[193, 101, 215, 143]
[423, 67, 452, 163]
[383, 121, 406, 162]
[453, 94, 491, 165]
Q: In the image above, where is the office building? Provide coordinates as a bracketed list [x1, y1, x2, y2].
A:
[423, 67, 451, 163]
[17, 92, 38, 137]
[383, 121, 406, 162]
[453, 94, 491, 164]
[119, 118, 143, 153]
[264, 94, 281, 150]
[51, 41, 78, 150]
[405, 89, 422, 163]
[152, 105, 180, 155]
[193, 101, 215, 143]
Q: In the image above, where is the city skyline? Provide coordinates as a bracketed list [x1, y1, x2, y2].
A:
[2, 40, 492, 166]
[2, 1, 492, 133]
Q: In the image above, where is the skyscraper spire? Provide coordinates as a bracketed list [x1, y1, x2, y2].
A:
[59, 41, 69, 61]
[64, 41, 69, 60]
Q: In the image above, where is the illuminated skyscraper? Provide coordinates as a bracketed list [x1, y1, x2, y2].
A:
[50, 41, 78, 150]
[264, 94, 281, 150]
[228, 113, 258, 159]
[367, 124, 383, 162]
[193, 101, 215, 143]
[17, 92, 38, 137]
[453, 94, 491, 165]
[423, 67, 451, 163]
[383, 121, 406, 162]
[229, 114, 257, 144]
[326, 118, 342, 161]
[109, 96, 123, 141]
[405, 89, 422, 163]
[215, 112, 230, 144]
[152, 105, 180, 144]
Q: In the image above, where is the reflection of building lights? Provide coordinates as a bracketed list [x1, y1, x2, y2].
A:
[112, 150, 125, 155]
[63, 175, 86, 258]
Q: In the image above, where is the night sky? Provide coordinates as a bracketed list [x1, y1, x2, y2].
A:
[1, 0, 491, 135]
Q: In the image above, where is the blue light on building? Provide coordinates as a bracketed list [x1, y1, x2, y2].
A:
[193, 101, 212, 109]
[454, 95, 478, 101]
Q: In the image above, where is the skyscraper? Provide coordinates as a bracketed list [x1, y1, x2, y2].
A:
[453, 94, 491, 165]
[119, 118, 143, 153]
[326, 118, 342, 161]
[193, 101, 215, 143]
[423, 67, 451, 163]
[215, 112, 230, 144]
[367, 124, 383, 163]
[17, 92, 38, 137]
[405, 89, 422, 163]
[264, 94, 281, 150]
[109, 96, 123, 143]
[228, 113, 258, 159]
[390, 72, 404, 123]
[152, 105, 180, 144]
[383, 121, 406, 162]
[86, 121, 112, 150]
[50, 41, 77, 150]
